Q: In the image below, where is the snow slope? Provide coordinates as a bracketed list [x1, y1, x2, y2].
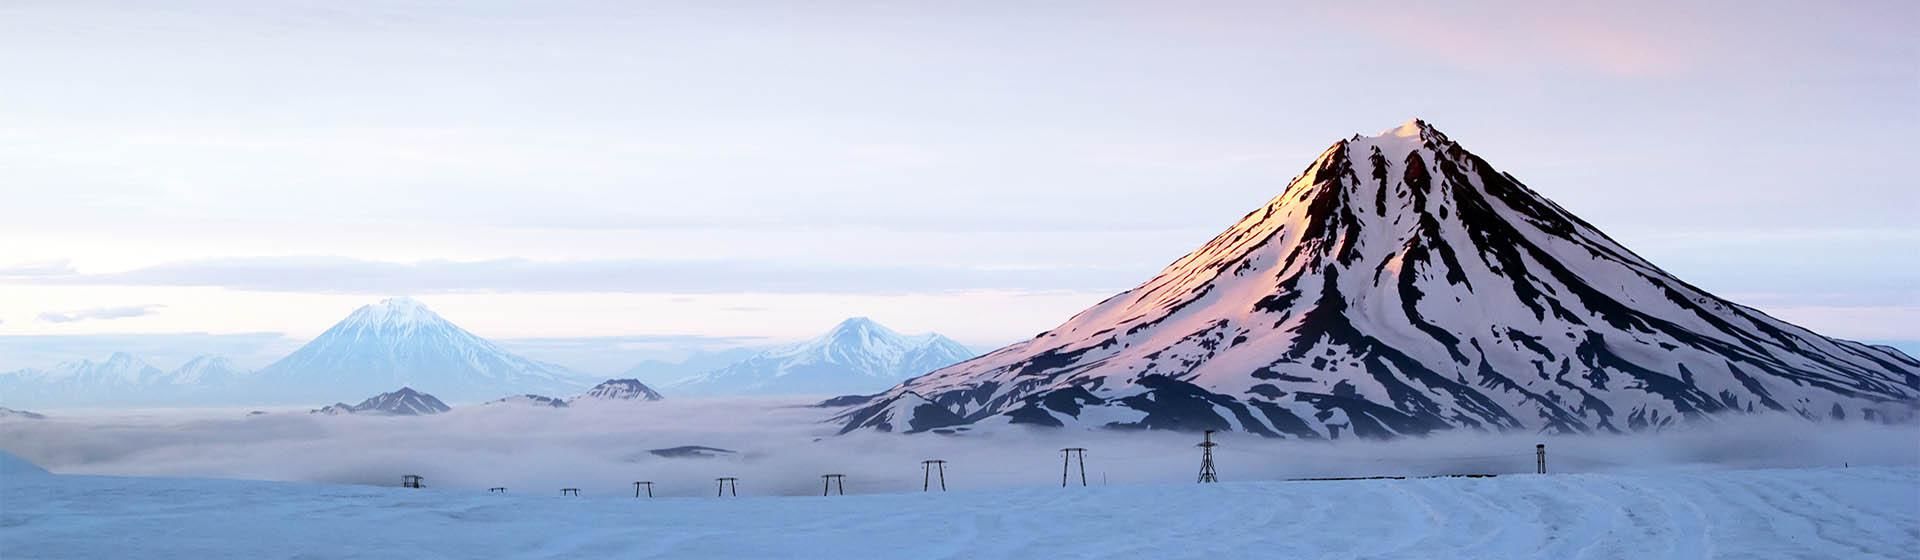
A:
[3, 466, 1913, 559]
[841, 120, 1920, 438]
[0, 449, 49, 477]
[671, 317, 974, 396]
[251, 297, 593, 403]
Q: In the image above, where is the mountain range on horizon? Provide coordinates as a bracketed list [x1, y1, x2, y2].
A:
[666, 317, 975, 397]
[835, 119, 1920, 439]
[0, 298, 968, 407]
[0, 352, 250, 406]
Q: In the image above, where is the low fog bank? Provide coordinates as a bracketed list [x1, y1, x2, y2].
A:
[3, 400, 1916, 497]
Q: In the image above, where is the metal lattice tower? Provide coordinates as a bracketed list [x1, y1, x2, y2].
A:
[1197, 430, 1219, 483]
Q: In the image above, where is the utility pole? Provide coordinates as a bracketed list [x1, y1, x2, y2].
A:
[1197, 430, 1219, 483]
[634, 481, 653, 498]
[1536, 444, 1546, 474]
[716, 477, 738, 497]
[1061, 448, 1088, 487]
[922, 460, 947, 492]
[821, 474, 846, 496]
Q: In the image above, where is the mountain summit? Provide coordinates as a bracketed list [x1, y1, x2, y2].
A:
[252, 297, 591, 403]
[837, 120, 1920, 438]
[671, 317, 974, 396]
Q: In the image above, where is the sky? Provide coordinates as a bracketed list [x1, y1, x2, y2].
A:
[1, 0, 1915, 372]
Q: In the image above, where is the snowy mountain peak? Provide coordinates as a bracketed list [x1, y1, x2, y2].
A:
[571, 378, 663, 402]
[168, 355, 247, 384]
[254, 297, 590, 402]
[49, 353, 163, 383]
[830, 316, 885, 333]
[341, 297, 445, 330]
[824, 316, 901, 348]
[839, 120, 1919, 439]
[313, 386, 450, 416]
[1380, 118, 1428, 138]
[0, 353, 235, 405]
[669, 318, 977, 396]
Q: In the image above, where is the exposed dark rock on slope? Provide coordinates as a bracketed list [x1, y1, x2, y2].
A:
[837, 120, 1920, 438]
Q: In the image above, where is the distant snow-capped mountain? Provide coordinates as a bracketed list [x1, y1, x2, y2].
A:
[669, 318, 974, 396]
[252, 297, 593, 403]
[837, 119, 1920, 438]
[570, 378, 663, 403]
[167, 355, 248, 385]
[312, 387, 450, 416]
[617, 347, 762, 387]
[0, 353, 249, 406]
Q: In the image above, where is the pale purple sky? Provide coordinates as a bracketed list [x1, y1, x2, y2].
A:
[1, 1, 1914, 371]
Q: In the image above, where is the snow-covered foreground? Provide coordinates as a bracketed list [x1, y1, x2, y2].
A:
[5, 466, 1916, 559]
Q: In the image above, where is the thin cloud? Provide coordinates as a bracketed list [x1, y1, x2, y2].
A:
[15, 256, 1141, 296]
[0, 261, 78, 280]
[36, 304, 166, 324]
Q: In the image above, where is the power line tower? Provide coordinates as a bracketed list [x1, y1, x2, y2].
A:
[633, 481, 653, 498]
[1196, 430, 1219, 483]
[921, 460, 947, 492]
[715, 477, 738, 497]
[1061, 448, 1088, 487]
[821, 474, 846, 496]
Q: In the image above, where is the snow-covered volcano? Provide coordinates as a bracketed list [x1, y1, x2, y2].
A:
[670, 317, 974, 396]
[837, 120, 1920, 438]
[252, 298, 592, 403]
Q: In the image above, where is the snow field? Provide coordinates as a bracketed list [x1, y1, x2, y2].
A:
[4, 466, 1915, 559]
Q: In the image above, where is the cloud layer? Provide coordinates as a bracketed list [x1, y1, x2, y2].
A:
[36, 304, 165, 323]
[3, 400, 1914, 498]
